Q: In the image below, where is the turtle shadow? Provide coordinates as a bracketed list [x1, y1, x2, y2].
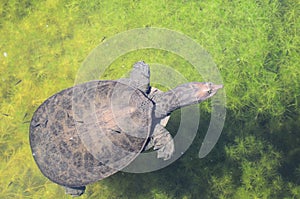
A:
[85, 108, 300, 198]
[260, 114, 300, 184]
[93, 157, 214, 199]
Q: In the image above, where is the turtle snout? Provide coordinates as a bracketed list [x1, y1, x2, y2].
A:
[195, 82, 223, 100]
[211, 84, 223, 91]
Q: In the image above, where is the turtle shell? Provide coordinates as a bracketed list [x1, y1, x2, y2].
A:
[29, 80, 153, 187]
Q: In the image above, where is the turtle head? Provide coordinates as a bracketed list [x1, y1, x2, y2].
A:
[183, 82, 223, 103]
[153, 82, 223, 118]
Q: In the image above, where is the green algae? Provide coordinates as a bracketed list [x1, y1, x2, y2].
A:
[0, 0, 299, 198]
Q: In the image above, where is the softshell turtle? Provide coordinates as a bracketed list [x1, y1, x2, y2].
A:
[29, 61, 223, 196]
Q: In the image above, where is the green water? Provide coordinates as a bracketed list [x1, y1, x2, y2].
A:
[0, 0, 299, 198]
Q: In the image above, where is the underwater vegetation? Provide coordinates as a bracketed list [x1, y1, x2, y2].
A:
[0, 0, 299, 198]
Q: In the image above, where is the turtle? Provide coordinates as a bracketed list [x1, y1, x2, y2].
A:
[29, 61, 223, 196]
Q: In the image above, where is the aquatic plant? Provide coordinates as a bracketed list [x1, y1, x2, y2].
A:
[0, 0, 299, 198]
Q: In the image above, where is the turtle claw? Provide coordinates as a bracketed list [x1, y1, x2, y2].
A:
[156, 139, 174, 160]
[65, 186, 86, 196]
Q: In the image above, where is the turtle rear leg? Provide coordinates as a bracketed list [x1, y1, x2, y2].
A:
[148, 124, 174, 160]
[65, 186, 86, 197]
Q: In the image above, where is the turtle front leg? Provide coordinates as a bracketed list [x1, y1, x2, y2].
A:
[151, 124, 175, 160]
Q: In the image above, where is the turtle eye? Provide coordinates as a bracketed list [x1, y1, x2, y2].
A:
[206, 82, 213, 94]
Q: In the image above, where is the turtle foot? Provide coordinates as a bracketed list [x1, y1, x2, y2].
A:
[65, 186, 86, 197]
[156, 139, 174, 160]
[152, 124, 175, 160]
